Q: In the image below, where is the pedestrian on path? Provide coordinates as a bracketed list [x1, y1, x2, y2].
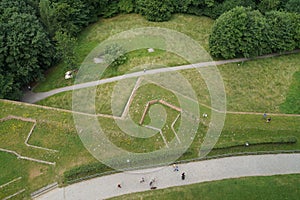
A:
[173, 164, 179, 171]
[117, 183, 122, 188]
[266, 117, 271, 123]
[149, 178, 157, 190]
[149, 178, 155, 186]
[140, 177, 145, 183]
[263, 113, 267, 119]
[181, 172, 185, 180]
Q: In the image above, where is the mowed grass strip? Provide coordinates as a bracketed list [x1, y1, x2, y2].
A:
[108, 174, 300, 200]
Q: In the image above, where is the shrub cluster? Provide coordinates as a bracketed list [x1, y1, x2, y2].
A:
[209, 7, 300, 59]
[63, 162, 112, 183]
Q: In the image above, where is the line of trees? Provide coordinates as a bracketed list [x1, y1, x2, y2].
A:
[0, 0, 299, 100]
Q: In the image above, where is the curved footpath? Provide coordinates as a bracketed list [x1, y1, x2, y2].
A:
[36, 154, 300, 200]
[22, 50, 300, 104]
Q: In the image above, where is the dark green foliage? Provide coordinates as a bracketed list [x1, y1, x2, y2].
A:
[214, 136, 297, 149]
[258, 0, 281, 14]
[64, 162, 112, 183]
[103, 44, 127, 68]
[171, 0, 192, 13]
[39, 0, 57, 37]
[185, 0, 206, 16]
[208, 0, 256, 19]
[118, 0, 135, 13]
[209, 7, 266, 59]
[0, 0, 55, 100]
[47, 0, 106, 35]
[285, 0, 300, 14]
[52, 1, 89, 35]
[54, 31, 77, 70]
[209, 6, 300, 59]
[101, 0, 120, 18]
[265, 11, 299, 52]
[136, 0, 174, 22]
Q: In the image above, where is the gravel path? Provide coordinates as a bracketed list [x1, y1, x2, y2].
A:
[35, 153, 300, 200]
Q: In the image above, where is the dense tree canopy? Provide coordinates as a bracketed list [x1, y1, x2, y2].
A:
[136, 0, 174, 22]
[285, 0, 300, 14]
[0, 0, 54, 100]
[265, 11, 300, 52]
[209, 7, 266, 59]
[209, 6, 300, 59]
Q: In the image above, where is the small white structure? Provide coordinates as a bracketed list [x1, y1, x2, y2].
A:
[93, 57, 104, 64]
[147, 48, 155, 53]
[65, 71, 73, 79]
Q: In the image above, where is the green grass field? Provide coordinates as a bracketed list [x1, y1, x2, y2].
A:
[0, 100, 97, 198]
[109, 174, 300, 200]
[36, 52, 300, 115]
[1, 13, 300, 199]
[34, 14, 213, 92]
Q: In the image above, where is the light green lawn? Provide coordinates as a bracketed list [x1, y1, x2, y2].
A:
[34, 14, 213, 92]
[109, 174, 300, 200]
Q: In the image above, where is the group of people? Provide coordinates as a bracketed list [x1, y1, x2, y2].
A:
[117, 164, 186, 189]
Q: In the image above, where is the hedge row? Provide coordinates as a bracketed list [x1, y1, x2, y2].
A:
[213, 136, 297, 150]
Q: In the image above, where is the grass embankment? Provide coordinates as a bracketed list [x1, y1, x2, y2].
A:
[0, 100, 97, 198]
[34, 14, 213, 92]
[109, 174, 300, 200]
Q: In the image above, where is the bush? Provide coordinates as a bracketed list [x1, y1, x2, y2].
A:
[214, 136, 297, 149]
[136, 0, 174, 22]
[257, 0, 281, 14]
[101, 0, 120, 18]
[171, 0, 191, 13]
[103, 43, 127, 69]
[209, 7, 266, 59]
[208, 0, 256, 19]
[209, 6, 300, 59]
[265, 11, 299, 52]
[285, 0, 300, 14]
[118, 0, 135, 13]
[64, 162, 112, 183]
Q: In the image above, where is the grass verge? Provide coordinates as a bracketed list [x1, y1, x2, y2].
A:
[108, 174, 300, 200]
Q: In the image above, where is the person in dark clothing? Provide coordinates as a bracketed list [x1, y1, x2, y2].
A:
[181, 172, 185, 180]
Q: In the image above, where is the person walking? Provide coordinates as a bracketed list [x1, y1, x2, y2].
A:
[173, 164, 179, 171]
[181, 172, 185, 180]
[140, 177, 145, 183]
